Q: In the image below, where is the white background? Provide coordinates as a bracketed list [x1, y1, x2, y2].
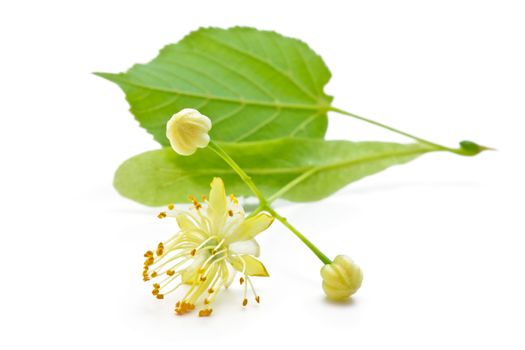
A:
[1, 0, 524, 349]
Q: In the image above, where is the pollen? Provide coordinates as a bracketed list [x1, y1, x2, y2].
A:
[175, 301, 195, 315]
[198, 309, 213, 317]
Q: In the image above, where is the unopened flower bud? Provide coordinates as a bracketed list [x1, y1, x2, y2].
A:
[321, 255, 363, 300]
[166, 108, 212, 156]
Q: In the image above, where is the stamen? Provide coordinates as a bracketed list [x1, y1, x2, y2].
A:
[240, 277, 244, 285]
[198, 309, 212, 317]
[167, 203, 174, 210]
[242, 298, 248, 306]
[228, 209, 234, 217]
[247, 276, 260, 303]
[157, 212, 167, 219]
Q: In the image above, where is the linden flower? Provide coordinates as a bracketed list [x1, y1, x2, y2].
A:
[143, 177, 273, 316]
[166, 108, 212, 156]
[321, 255, 363, 301]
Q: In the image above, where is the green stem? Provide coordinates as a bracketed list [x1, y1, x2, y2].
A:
[209, 141, 268, 206]
[265, 206, 332, 264]
[330, 106, 478, 156]
[209, 141, 331, 265]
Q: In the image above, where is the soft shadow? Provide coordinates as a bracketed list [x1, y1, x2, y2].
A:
[322, 296, 357, 308]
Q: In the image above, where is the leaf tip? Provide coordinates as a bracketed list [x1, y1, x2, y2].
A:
[92, 71, 122, 83]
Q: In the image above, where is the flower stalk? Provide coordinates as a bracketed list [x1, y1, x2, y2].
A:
[209, 141, 332, 265]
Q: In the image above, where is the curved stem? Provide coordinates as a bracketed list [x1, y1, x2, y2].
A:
[209, 141, 331, 265]
[209, 141, 268, 206]
[265, 206, 332, 264]
[330, 106, 474, 155]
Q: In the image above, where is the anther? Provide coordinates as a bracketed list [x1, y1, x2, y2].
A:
[204, 298, 209, 305]
[167, 203, 174, 210]
[255, 296, 260, 303]
[242, 298, 248, 306]
[166, 270, 175, 276]
[201, 195, 207, 201]
[153, 283, 160, 289]
[156, 294, 164, 300]
[240, 277, 244, 285]
[198, 309, 213, 317]
[152, 289, 159, 296]
[151, 272, 158, 278]
[228, 209, 234, 217]
[200, 275, 207, 281]
[157, 212, 167, 219]
[190, 248, 196, 256]
[144, 251, 153, 258]
[208, 288, 214, 294]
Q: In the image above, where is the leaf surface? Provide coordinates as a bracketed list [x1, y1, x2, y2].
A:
[114, 138, 435, 206]
[96, 27, 332, 145]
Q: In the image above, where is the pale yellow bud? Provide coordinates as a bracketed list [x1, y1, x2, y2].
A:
[166, 108, 212, 156]
[321, 255, 363, 300]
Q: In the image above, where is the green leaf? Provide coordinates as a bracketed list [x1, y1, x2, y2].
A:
[114, 138, 436, 206]
[96, 27, 332, 145]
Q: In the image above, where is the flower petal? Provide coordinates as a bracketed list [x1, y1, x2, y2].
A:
[207, 177, 227, 234]
[176, 212, 198, 231]
[228, 239, 260, 257]
[226, 212, 274, 243]
[221, 262, 236, 288]
[230, 255, 269, 277]
[181, 254, 206, 284]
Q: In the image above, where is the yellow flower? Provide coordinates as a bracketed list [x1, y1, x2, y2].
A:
[166, 108, 212, 156]
[143, 177, 273, 316]
[320, 255, 363, 300]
